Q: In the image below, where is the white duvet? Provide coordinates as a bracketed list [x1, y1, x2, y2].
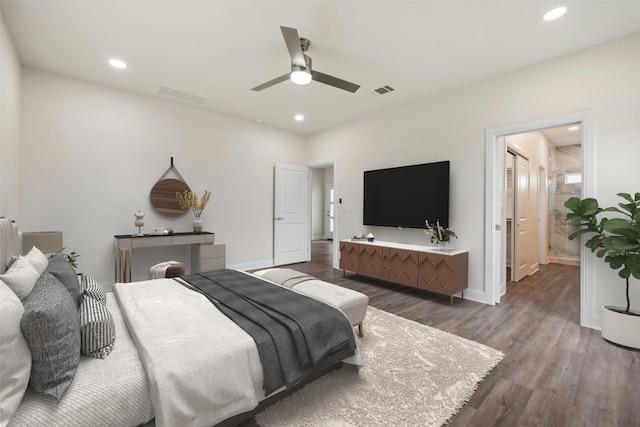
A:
[114, 278, 265, 427]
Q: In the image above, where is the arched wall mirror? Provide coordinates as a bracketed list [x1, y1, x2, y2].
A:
[149, 158, 191, 216]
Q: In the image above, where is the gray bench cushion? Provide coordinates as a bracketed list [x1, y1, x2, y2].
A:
[252, 268, 368, 328]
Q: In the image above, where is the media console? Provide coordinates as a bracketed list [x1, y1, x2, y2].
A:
[339, 239, 468, 305]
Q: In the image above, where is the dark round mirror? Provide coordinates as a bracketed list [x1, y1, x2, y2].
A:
[149, 179, 191, 216]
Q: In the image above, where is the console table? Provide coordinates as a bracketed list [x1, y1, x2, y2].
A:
[114, 232, 224, 283]
[339, 239, 468, 305]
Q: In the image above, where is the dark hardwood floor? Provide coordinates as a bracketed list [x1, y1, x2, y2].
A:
[244, 240, 640, 426]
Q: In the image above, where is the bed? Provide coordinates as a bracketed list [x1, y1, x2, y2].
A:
[0, 217, 362, 427]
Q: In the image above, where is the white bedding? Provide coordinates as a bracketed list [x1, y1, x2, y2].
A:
[113, 278, 265, 427]
[9, 272, 360, 427]
[8, 294, 154, 427]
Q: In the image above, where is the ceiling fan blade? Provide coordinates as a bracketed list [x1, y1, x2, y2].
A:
[311, 70, 360, 93]
[251, 73, 290, 91]
[280, 26, 306, 68]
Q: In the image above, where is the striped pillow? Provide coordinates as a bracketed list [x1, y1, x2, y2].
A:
[79, 295, 115, 359]
[78, 275, 106, 305]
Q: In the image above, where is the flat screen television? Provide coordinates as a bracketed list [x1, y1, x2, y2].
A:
[363, 161, 449, 229]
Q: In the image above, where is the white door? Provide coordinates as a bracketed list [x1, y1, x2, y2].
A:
[325, 184, 335, 240]
[514, 155, 530, 282]
[528, 162, 540, 275]
[274, 163, 310, 265]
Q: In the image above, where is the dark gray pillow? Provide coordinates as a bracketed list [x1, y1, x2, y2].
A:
[46, 253, 79, 306]
[79, 295, 115, 359]
[20, 272, 80, 400]
[78, 275, 106, 306]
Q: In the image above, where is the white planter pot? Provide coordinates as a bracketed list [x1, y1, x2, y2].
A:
[601, 305, 640, 349]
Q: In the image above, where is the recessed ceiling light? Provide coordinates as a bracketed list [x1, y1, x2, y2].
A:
[109, 58, 127, 69]
[255, 118, 264, 123]
[294, 114, 304, 121]
[544, 6, 567, 21]
[568, 125, 580, 131]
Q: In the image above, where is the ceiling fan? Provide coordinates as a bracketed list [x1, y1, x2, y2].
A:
[251, 26, 360, 93]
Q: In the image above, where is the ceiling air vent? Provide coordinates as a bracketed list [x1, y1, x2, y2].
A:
[373, 85, 395, 95]
[157, 86, 208, 105]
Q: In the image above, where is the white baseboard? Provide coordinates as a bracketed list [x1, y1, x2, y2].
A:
[592, 314, 602, 331]
[462, 288, 487, 304]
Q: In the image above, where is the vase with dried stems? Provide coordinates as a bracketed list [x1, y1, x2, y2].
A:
[176, 190, 212, 233]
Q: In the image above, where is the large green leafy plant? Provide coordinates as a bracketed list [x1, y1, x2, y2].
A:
[565, 193, 640, 315]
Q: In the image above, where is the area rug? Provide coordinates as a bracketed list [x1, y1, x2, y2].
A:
[256, 306, 504, 427]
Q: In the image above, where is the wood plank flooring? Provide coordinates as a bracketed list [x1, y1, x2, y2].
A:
[243, 240, 640, 426]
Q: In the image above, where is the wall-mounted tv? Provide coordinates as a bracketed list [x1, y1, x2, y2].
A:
[363, 161, 450, 229]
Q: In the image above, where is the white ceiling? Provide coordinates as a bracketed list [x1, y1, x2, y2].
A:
[2, 0, 640, 135]
[541, 124, 582, 147]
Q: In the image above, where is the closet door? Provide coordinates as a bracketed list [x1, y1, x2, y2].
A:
[514, 155, 530, 282]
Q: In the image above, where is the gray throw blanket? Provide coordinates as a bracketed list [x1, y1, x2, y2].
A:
[180, 269, 356, 395]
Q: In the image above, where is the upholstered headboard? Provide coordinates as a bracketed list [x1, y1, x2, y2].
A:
[0, 217, 21, 274]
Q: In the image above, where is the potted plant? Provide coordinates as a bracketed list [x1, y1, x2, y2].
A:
[48, 248, 80, 268]
[565, 193, 640, 349]
[424, 219, 457, 251]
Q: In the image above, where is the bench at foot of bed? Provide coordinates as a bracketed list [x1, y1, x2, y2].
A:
[252, 268, 369, 337]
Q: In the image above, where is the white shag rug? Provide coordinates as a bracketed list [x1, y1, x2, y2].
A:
[255, 306, 504, 427]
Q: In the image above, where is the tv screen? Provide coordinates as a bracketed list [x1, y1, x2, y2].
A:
[363, 161, 449, 229]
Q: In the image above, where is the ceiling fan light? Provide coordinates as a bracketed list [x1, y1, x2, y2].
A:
[290, 69, 312, 85]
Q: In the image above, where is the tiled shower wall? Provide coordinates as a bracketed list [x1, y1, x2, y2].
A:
[548, 143, 582, 264]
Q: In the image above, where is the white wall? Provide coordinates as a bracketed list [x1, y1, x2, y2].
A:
[308, 32, 640, 316]
[18, 68, 307, 283]
[0, 7, 21, 217]
[5, 20, 640, 322]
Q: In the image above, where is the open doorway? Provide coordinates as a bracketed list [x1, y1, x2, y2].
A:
[485, 109, 596, 328]
[504, 125, 582, 285]
[309, 166, 334, 241]
[308, 159, 337, 268]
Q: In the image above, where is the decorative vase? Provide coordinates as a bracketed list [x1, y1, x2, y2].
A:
[437, 240, 453, 251]
[193, 218, 203, 233]
[601, 305, 640, 349]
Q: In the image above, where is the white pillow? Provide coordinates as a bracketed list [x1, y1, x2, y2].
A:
[24, 246, 49, 275]
[0, 279, 32, 425]
[0, 255, 40, 300]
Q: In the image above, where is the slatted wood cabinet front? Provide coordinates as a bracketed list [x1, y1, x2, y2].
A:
[339, 240, 468, 305]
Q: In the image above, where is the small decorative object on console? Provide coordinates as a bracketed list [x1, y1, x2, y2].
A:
[149, 228, 169, 236]
[424, 219, 457, 247]
[366, 233, 375, 242]
[176, 189, 212, 233]
[134, 211, 145, 236]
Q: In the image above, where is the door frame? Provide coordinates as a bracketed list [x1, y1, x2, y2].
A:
[485, 109, 595, 328]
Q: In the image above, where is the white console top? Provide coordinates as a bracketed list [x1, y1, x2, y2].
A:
[342, 239, 467, 255]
